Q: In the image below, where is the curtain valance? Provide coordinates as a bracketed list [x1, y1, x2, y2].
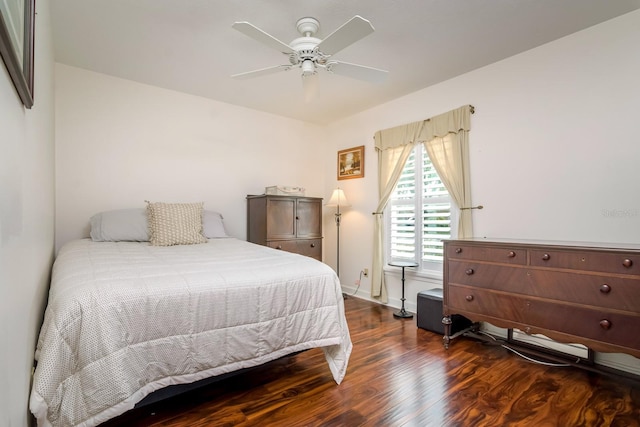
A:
[374, 105, 472, 151]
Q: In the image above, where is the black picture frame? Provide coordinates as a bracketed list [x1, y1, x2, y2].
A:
[0, 0, 35, 108]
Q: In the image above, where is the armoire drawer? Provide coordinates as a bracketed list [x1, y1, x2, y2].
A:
[447, 285, 640, 350]
[267, 238, 322, 261]
[295, 239, 322, 260]
[268, 240, 298, 253]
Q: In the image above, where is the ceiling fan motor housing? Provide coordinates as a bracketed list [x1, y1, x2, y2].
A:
[289, 36, 326, 71]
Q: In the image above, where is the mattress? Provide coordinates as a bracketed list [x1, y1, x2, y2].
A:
[29, 238, 352, 427]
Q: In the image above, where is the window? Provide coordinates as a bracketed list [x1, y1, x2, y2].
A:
[385, 144, 457, 272]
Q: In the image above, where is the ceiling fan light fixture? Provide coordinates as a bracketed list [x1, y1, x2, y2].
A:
[302, 71, 319, 103]
[301, 59, 316, 76]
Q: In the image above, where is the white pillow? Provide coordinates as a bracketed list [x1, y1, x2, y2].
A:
[203, 210, 229, 238]
[90, 208, 229, 242]
[89, 209, 149, 242]
[146, 201, 207, 246]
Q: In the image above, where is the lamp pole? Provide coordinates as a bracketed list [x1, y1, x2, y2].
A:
[335, 204, 341, 277]
[326, 188, 349, 280]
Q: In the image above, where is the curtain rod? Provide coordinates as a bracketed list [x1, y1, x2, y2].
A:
[460, 205, 483, 210]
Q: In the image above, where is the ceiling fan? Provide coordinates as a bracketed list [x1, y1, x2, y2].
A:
[231, 15, 388, 100]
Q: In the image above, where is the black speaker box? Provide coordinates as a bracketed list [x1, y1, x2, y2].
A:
[417, 288, 472, 335]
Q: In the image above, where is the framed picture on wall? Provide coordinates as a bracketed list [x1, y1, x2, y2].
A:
[0, 0, 35, 108]
[337, 145, 364, 180]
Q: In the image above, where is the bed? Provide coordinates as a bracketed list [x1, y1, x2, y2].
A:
[29, 206, 352, 427]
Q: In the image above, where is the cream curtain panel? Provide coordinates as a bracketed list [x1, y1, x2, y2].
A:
[371, 105, 473, 302]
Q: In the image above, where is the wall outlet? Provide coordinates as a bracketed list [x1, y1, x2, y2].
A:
[363, 268, 368, 277]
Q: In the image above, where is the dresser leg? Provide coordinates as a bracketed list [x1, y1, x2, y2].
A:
[442, 316, 452, 349]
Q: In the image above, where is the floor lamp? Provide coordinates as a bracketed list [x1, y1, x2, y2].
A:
[326, 188, 350, 279]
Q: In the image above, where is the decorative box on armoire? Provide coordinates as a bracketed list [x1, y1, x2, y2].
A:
[246, 194, 323, 261]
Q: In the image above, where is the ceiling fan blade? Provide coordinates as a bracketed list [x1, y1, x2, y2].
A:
[231, 65, 291, 80]
[327, 61, 388, 83]
[316, 15, 375, 55]
[232, 21, 295, 54]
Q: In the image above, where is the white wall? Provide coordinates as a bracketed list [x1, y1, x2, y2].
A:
[55, 64, 327, 249]
[0, 1, 55, 425]
[328, 8, 640, 308]
[325, 10, 640, 372]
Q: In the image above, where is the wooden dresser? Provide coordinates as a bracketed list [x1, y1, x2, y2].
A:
[247, 195, 323, 261]
[443, 238, 640, 359]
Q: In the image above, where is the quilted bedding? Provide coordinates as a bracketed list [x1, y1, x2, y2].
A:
[29, 238, 352, 427]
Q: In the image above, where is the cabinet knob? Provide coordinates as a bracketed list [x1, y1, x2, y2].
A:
[276, 245, 282, 250]
[465, 268, 474, 275]
[622, 258, 633, 268]
[455, 247, 462, 254]
[599, 319, 611, 330]
[507, 251, 516, 258]
[599, 284, 611, 294]
[465, 295, 474, 302]
[310, 243, 315, 248]
[542, 253, 551, 261]
[295, 216, 300, 220]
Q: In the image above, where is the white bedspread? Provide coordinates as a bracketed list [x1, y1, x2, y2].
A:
[29, 238, 352, 427]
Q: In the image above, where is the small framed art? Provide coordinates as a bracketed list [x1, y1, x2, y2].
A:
[337, 145, 365, 180]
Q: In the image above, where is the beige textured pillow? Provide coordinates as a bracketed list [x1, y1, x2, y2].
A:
[146, 201, 207, 246]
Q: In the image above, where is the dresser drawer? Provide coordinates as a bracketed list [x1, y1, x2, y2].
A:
[448, 285, 640, 350]
[448, 260, 640, 312]
[447, 285, 525, 323]
[529, 249, 639, 275]
[446, 244, 526, 265]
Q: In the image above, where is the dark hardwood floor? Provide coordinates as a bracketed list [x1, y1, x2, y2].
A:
[102, 296, 640, 426]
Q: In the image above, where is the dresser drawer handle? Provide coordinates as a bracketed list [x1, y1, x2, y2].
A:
[599, 319, 611, 330]
[507, 251, 516, 258]
[455, 247, 462, 254]
[465, 295, 474, 302]
[599, 284, 611, 294]
[276, 245, 282, 250]
[310, 243, 316, 248]
[622, 259, 633, 268]
[541, 253, 550, 261]
[465, 268, 474, 275]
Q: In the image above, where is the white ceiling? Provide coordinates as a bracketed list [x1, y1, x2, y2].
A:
[51, 0, 640, 125]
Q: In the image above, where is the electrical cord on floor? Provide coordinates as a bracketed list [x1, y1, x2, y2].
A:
[344, 270, 364, 298]
[473, 330, 573, 367]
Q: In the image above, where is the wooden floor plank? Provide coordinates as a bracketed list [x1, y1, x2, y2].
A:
[101, 296, 640, 426]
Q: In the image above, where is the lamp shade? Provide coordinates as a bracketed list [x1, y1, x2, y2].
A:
[326, 188, 351, 207]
